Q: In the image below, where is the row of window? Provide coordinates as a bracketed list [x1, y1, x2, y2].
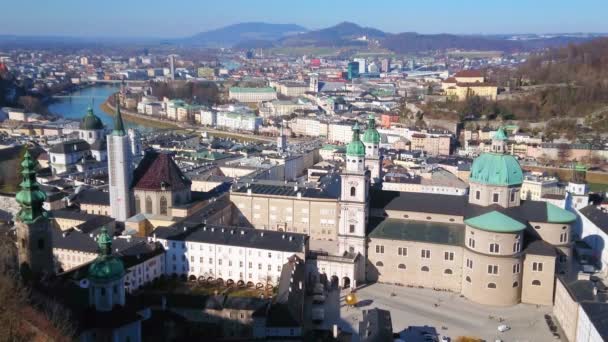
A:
[375, 246, 454, 261]
[135, 195, 169, 215]
[474, 190, 517, 203]
[465, 277, 542, 288]
[467, 240, 521, 254]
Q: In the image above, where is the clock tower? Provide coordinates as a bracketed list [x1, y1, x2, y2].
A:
[338, 123, 369, 258]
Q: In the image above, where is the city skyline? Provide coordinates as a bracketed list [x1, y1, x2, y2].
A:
[1, 0, 607, 38]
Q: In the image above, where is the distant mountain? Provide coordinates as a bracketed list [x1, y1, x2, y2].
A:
[381, 32, 523, 53]
[184, 22, 307, 47]
[279, 22, 387, 47]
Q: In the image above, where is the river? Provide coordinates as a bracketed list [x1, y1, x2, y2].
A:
[48, 84, 144, 130]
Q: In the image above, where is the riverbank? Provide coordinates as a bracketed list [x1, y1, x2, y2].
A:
[101, 100, 180, 130]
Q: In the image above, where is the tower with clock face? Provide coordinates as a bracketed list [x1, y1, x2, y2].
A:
[338, 124, 369, 258]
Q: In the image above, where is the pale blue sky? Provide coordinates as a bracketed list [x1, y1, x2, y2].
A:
[1, 0, 606, 37]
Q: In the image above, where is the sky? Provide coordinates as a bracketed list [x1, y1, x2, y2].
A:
[1, 0, 606, 38]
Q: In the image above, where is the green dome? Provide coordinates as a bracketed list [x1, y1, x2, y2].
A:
[88, 227, 125, 283]
[470, 153, 523, 186]
[362, 114, 380, 144]
[346, 123, 366, 157]
[80, 107, 104, 130]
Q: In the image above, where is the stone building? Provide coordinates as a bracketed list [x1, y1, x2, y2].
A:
[367, 128, 577, 306]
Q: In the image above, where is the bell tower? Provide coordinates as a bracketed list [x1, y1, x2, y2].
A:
[15, 151, 54, 278]
[338, 124, 369, 258]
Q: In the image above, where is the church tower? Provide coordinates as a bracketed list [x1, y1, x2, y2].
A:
[362, 114, 383, 183]
[15, 151, 54, 278]
[108, 96, 133, 221]
[338, 124, 369, 258]
[88, 227, 126, 311]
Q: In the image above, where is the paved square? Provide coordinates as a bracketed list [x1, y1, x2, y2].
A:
[338, 283, 559, 342]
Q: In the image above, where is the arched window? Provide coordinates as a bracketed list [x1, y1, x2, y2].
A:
[487, 283, 497, 289]
[532, 280, 541, 286]
[398, 264, 406, 269]
[421, 266, 429, 272]
[160, 196, 168, 216]
[512, 281, 519, 288]
[465, 276, 471, 283]
[134, 195, 141, 214]
[145, 196, 152, 214]
[444, 269, 453, 275]
[375, 261, 383, 267]
[350, 187, 356, 197]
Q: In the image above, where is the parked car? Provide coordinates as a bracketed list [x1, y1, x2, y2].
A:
[497, 324, 511, 332]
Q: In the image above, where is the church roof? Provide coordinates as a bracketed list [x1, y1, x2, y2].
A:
[469, 153, 523, 186]
[362, 114, 381, 144]
[88, 227, 125, 282]
[131, 151, 191, 191]
[546, 202, 577, 223]
[79, 107, 104, 130]
[346, 123, 365, 157]
[464, 210, 527, 233]
[48, 139, 90, 154]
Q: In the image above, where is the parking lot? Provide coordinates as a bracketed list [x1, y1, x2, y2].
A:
[338, 283, 560, 342]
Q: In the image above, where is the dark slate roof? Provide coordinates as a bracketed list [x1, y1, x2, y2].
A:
[359, 308, 393, 342]
[48, 139, 90, 154]
[369, 218, 465, 246]
[580, 205, 608, 235]
[232, 182, 337, 200]
[580, 302, 608, 338]
[132, 150, 191, 191]
[524, 240, 557, 257]
[120, 241, 165, 269]
[75, 188, 110, 206]
[154, 224, 308, 253]
[51, 208, 115, 234]
[383, 192, 467, 216]
[52, 227, 146, 254]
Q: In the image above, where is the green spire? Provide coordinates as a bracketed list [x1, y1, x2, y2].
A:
[362, 114, 381, 144]
[15, 150, 47, 224]
[493, 127, 508, 141]
[346, 123, 366, 157]
[96, 227, 113, 256]
[112, 94, 126, 136]
[88, 226, 125, 282]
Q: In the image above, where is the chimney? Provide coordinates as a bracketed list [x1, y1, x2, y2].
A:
[282, 234, 285, 239]
[593, 284, 598, 297]
[333, 325, 339, 338]
[240, 230, 245, 235]
[183, 226, 187, 231]
[294, 185, 298, 191]
[289, 236, 293, 241]
[247, 189, 252, 196]
[297, 192, 302, 199]
[260, 232, 264, 237]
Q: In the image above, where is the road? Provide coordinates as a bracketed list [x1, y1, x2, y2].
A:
[340, 283, 559, 342]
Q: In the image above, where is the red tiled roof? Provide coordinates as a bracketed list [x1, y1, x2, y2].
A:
[443, 77, 457, 83]
[454, 70, 483, 78]
[131, 151, 191, 191]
